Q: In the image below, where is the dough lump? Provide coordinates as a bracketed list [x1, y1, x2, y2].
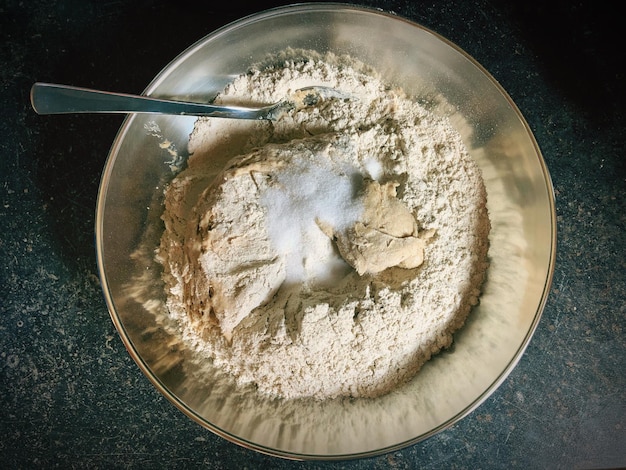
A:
[317, 179, 435, 275]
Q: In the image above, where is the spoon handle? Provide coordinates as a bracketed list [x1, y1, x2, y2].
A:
[30, 82, 268, 119]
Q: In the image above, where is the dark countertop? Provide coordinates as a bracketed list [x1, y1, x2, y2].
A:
[1, 1, 624, 468]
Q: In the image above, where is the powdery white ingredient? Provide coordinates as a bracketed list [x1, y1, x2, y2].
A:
[157, 49, 490, 400]
[261, 155, 364, 284]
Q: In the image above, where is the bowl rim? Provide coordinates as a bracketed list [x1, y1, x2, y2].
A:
[95, 2, 557, 460]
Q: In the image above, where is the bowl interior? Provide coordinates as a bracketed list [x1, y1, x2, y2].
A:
[96, 4, 555, 459]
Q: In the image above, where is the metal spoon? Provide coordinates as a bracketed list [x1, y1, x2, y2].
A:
[30, 82, 346, 120]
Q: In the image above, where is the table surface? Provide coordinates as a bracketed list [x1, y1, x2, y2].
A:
[1, 1, 624, 468]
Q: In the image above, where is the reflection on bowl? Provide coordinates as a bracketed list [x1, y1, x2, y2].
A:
[95, 3, 555, 460]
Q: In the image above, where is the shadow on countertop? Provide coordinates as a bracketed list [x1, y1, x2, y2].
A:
[490, 0, 625, 127]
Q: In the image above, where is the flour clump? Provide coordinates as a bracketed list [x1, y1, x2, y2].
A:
[157, 50, 490, 400]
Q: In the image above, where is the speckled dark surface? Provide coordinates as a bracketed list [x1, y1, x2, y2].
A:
[1, 1, 624, 468]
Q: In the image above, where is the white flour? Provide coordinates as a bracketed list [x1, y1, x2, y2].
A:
[157, 49, 490, 400]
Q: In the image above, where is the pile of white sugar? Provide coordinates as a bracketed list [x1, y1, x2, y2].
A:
[261, 152, 364, 284]
[157, 49, 490, 400]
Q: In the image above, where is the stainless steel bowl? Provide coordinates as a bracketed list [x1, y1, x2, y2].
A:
[95, 3, 556, 459]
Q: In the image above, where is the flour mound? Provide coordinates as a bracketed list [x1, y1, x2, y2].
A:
[158, 49, 490, 400]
